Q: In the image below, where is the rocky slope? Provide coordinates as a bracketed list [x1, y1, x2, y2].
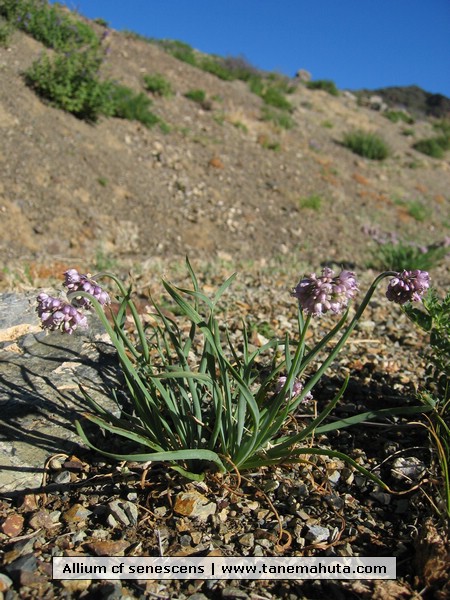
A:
[0, 16, 449, 291]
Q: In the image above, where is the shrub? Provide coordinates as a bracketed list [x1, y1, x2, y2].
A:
[184, 88, 206, 104]
[406, 200, 429, 222]
[261, 106, 294, 130]
[261, 86, 293, 111]
[384, 110, 414, 124]
[199, 56, 235, 81]
[110, 84, 160, 128]
[0, 18, 12, 46]
[369, 242, 447, 272]
[342, 130, 390, 160]
[24, 50, 115, 121]
[0, 0, 99, 51]
[143, 73, 173, 97]
[222, 55, 260, 81]
[306, 79, 339, 96]
[159, 39, 197, 66]
[364, 226, 448, 271]
[413, 136, 450, 159]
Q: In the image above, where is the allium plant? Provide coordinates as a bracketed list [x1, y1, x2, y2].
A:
[36, 261, 434, 483]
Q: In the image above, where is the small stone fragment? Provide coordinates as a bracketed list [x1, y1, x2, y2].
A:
[53, 470, 72, 484]
[305, 525, 329, 543]
[60, 579, 92, 593]
[239, 533, 254, 548]
[174, 491, 216, 521]
[122, 501, 139, 525]
[1, 514, 24, 537]
[85, 539, 129, 556]
[63, 503, 92, 524]
[0, 572, 13, 592]
[107, 500, 130, 526]
[391, 457, 426, 482]
[29, 509, 60, 531]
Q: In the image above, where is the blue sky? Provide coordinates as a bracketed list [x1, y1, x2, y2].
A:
[52, 0, 450, 97]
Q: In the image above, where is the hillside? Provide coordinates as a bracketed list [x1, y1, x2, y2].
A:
[355, 85, 450, 119]
[1, 7, 450, 600]
[0, 11, 449, 290]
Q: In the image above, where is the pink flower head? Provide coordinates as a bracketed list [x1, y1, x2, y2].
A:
[64, 269, 110, 308]
[276, 376, 313, 403]
[36, 293, 88, 334]
[386, 270, 430, 304]
[292, 267, 358, 316]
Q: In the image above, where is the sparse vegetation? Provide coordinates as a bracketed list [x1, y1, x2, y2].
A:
[258, 136, 280, 151]
[0, 0, 100, 51]
[413, 136, 450, 159]
[184, 88, 206, 104]
[412, 119, 450, 158]
[0, 17, 12, 46]
[384, 110, 414, 124]
[306, 79, 339, 96]
[109, 84, 162, 129]
[158, 39, 197, 65]
[143, 73, 173, 97]
[342, 129, 390, 160]
[406, 200, 430, 222]
[261, 106, 294, 130]
[199, 55, 235, 81]
[368, 242, 447, 272]
[299, 194, 322, 211]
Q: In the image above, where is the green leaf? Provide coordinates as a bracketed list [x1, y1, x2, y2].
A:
[76, 421, 226, 472]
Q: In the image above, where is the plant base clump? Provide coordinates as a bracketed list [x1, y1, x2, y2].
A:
[36, 260, 433, 484]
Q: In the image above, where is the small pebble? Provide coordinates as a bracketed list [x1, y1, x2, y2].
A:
[1, 514, 24, 537]
[305, 525, 329, 543]
[53, 470, 71, 484]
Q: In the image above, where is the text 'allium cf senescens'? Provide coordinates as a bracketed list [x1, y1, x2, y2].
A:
[386, 270, 430, 305]
[292, 267, 358, 316]
[36, 293, 88, 334]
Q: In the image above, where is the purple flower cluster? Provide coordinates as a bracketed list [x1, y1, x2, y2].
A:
[36, 269, 110, 335]
[292, 268, 358, 316]
[64, 269, 110, 308]
[36, 293, 88, 335]
[276, 377, 313, 403]
[386, 270, 430, 304]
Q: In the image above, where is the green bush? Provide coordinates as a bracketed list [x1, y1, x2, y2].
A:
[143, 73, 173, 97]
[413, 136, 450, 159]
[199, 56, 235, 81]
[0, 0, 99, 51]
[221, 55, 260, 82]
[110, 84, 160, 128]
[342, 130, 390, 160]
[306, 79, 339, 96]
[405, 200, 429, 222]
[159, 39, 197, 66]
[0, 18, 12, 46]
[261, 86, 293, 111]
[184, 88, 206, 103]
[24, 50, 115, 121]
[261, 106, 294, 129]
[384, 110, 414, 124]
[368, 242, 447, 272]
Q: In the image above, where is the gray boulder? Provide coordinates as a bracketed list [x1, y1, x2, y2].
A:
[0, 292, 121, 493]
